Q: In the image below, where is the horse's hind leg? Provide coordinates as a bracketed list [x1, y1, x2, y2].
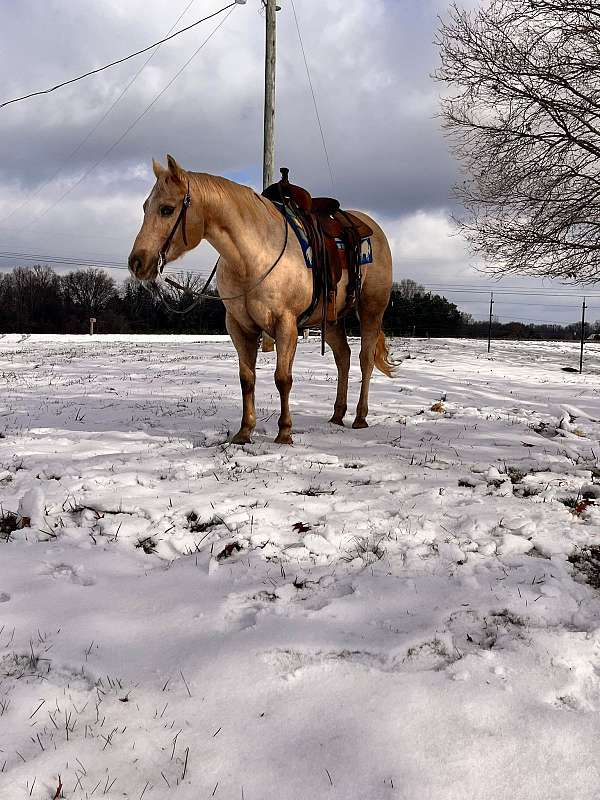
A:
[227, 313, 259, 444]
[273, 314, 298, 444]
[325, 321, 350, 425]
[353, 310, 384, 429]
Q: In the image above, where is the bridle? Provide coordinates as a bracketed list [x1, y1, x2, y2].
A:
[146, 186, 289, 315]
[156, 181, 191, 274]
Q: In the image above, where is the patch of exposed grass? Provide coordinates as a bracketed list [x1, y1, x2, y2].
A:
[135, 536, 157, 554]
[287, 485, 336, 497]
[216, 541, 242, 560]
[518, 485, 541, 498]
[559, 496, 579, 509]
[0, 508, 19, 541]
[186, 511, 219, 534]
[568, 546, 600, 589]
[506, 467, 527, 484]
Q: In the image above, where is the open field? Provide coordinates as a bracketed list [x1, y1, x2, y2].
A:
[1, 334, 599, 799]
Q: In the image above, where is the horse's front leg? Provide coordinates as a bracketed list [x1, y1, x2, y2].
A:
[273, 314, 298, 444]
[227, 313, 260, 444]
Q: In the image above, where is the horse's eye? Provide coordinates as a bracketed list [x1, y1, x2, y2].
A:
[160, 205, 175, 217]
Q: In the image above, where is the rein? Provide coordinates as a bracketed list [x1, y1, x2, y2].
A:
[149, 189, 289, 315]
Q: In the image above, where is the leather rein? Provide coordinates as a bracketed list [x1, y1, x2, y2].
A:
[149, 185, 289, 316]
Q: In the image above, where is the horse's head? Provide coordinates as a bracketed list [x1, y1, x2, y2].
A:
[128, 154, 202, 282]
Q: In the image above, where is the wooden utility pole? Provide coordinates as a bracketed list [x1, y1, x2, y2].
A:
[263, 0, 277, 191]
[487, 292, 494, 353]
[262, 0, 278, 352]
[579, 297, 587, 374]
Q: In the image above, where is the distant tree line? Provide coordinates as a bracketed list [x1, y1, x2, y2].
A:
[0, 267, 597, 341]
[353, 279, 598, 341]
[0, 265, 226, 335]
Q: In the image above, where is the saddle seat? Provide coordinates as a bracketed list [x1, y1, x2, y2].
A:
[263, 168, 373, 339]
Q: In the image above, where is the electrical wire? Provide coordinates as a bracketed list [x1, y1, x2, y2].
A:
[423, 285, 600, 297]
[431, 299, 586, 308]
[0, 250, 213, 277]
[492, 314, 588, 325]
[0, 3, 236, 110]
[289, 0, 335, 192]
[2, 253, 598, 323]
[16, 6, 237, 230]
[0, 0, 199, 228]
[2, 249, 600, 300]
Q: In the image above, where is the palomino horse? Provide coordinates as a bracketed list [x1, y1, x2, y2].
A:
[128, 155, 394, 444]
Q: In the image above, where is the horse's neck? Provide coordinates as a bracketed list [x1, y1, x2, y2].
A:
[190, 173, 275, 271]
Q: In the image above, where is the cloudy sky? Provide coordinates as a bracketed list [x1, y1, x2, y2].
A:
[0, 0, 596, 324]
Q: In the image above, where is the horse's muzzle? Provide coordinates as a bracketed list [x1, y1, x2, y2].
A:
[128, 254, 142, 276]
[128, 251, 158, 282]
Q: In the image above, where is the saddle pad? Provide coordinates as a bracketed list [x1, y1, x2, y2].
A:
[273, 201, 373, 269]
[336, 237, 373, 266]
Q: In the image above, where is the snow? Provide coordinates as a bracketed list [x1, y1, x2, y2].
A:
[0, 333, 599, 799]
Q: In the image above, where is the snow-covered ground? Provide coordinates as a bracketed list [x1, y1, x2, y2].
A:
[1, 333, 599, 799]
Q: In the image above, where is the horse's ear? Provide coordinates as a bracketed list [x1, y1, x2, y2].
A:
[152, 158, 167, 179]
[166, 154, 186, 185]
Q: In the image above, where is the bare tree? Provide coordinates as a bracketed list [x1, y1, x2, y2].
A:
[435, 0, 600, 282]
[395, 278, 425, 300]
[62, 269, 116, 315]
[11, 265, 62, 328]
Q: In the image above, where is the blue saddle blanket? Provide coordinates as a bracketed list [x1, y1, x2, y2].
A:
[274, 201, 373, 270]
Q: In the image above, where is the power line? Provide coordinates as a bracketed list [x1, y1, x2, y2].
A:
[0, 250, 213, 276]
[3, 249, 600, 298]
[17, 6, 237, 230]
[0, 0, 200, 228]
[422, 281, 596, 291]
[492, 314, 589, 325]
[289, 0, 335, 192]
[1, 252, 599, 318]
[423, 285, 599, 297]
[433, 298, 589, 308]
[0, 3, 237, 110]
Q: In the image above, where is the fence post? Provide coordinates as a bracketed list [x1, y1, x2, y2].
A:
[487, 292, 494, 353]
[579, 297, 586, 374]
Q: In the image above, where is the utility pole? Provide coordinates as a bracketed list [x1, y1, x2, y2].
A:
[262, 0, 278, 352]
[487, 291, 494, 353]
[579, 296, 587, 374]
[263, 0, 277, 191]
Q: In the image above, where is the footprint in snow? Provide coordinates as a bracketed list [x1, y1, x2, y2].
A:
[266, 641, 460, 680]
[445, 607, 528, 653]
[266, 648, 388, 678]
[290, 577, 355, 610]
[0, 592, 10, 602]
[223, 598, 263, 632]
[41, 563, 95, 586]
[223, 578, 355, 631]
[398, 639, 458, 673]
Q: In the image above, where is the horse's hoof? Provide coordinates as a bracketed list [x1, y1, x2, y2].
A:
[274, 432, 293, 445]
[329, 416, 345, 426]
[352, 418, 368, 429]
[231, 430, 252, 444]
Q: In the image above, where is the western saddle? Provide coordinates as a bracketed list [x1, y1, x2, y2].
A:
[263, 168, 373, 349]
